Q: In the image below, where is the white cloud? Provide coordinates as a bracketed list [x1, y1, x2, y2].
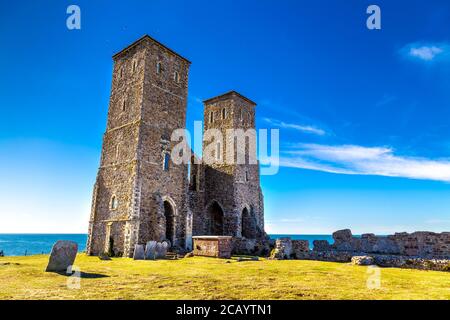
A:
[410, 46, 443, 61]
[281, 144, 450, 182]
[264, 118, 326, 136]
[403, 42, 449, 62]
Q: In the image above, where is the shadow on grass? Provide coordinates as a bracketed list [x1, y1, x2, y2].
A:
[0, 262, 21, 266]
[53, 271, 110, 279]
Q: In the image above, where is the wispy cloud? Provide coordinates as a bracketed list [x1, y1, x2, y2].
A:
[264, 118, 327, 136]
[402, 42, 450, 62]
[281, 144, 450, 182]
[410, 46, 443, 61]
[375, 94, 397, 107]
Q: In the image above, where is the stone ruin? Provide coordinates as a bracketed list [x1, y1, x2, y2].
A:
[86, 35, 266, 259]
[270, 229, 450, 272]
[269, 238, 309, 260]
[314, 229, 450, 258]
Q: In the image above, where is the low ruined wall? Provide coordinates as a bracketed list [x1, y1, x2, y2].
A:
[232, 238, 274, 256]
[270, 230, 450, 272]
[315, 229, 450, 258]
[270, 238, 309, 259]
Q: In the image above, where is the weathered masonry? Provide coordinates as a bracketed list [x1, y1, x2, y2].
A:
[86, 35, 266, 257]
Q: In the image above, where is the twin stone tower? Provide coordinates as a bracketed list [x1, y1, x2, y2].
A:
[87, 35, 265, 257]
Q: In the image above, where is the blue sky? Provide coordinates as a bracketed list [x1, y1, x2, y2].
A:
[1, 0, 450, 234]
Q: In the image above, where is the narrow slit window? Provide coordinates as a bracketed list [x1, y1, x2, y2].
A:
[216, 142, 221, 161]
[132, 60, 137, 72]
[156, 62, 162, 74]
[174, 71, 180, 83]
[122, 99, 126, 112]
[222, 108, 226, 119]
[115, 144, 120, 159]
[191, 174, 197, 191]
[163, 153, 170, 171]
[209, 111, 214, 123]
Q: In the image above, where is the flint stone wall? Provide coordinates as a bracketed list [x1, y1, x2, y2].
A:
[270, 238, 309, 259]
[231, 237, 273, 256]
[319, 229, 450, 258]
[271, 230, 450, 272]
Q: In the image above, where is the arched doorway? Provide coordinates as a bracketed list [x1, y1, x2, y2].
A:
[241, 207, 256, 239]
[163, 200, 175, 244]
[207, 201, 224, 235]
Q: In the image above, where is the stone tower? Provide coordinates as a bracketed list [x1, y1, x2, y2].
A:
[86, 35, 191, 257]
[190, 91, 265, 239]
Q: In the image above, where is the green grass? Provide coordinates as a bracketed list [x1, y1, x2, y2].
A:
[0, 254, 449, 300]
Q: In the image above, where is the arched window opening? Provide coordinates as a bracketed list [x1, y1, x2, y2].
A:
[111, 195, 118, 210]
[241, 207, 256, 239]
[207, 201, 224, 235]
[163, 200, 175, 244]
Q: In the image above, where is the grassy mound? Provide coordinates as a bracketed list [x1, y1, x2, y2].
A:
[0, 254, 448, 300]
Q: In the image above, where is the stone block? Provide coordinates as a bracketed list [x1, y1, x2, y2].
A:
[45, 240, 78, 272]
[145, 241, 157, 260]
[133, 244, 145, 260]
[333, 229, 352, 243]
[155, 242, 168, 259]
[193, 236, 232, 259]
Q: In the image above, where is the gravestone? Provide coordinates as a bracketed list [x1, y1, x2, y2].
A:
[145, 241, 157, 260]
[155, 242, 168, 259]
[45, 240, 78, 272]
[133, 244, 145, 260]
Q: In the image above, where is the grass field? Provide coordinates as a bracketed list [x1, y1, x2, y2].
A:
[0, 254, 449, 300]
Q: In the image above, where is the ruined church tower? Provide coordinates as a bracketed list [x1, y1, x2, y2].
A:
[87, 35, 191, 257]
[190, 92, 265, 239]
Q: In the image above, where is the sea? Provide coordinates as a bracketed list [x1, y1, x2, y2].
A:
[0, 234, 335, 256]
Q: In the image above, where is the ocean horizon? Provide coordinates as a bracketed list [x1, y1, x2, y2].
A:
[0, 233, 336, 256]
